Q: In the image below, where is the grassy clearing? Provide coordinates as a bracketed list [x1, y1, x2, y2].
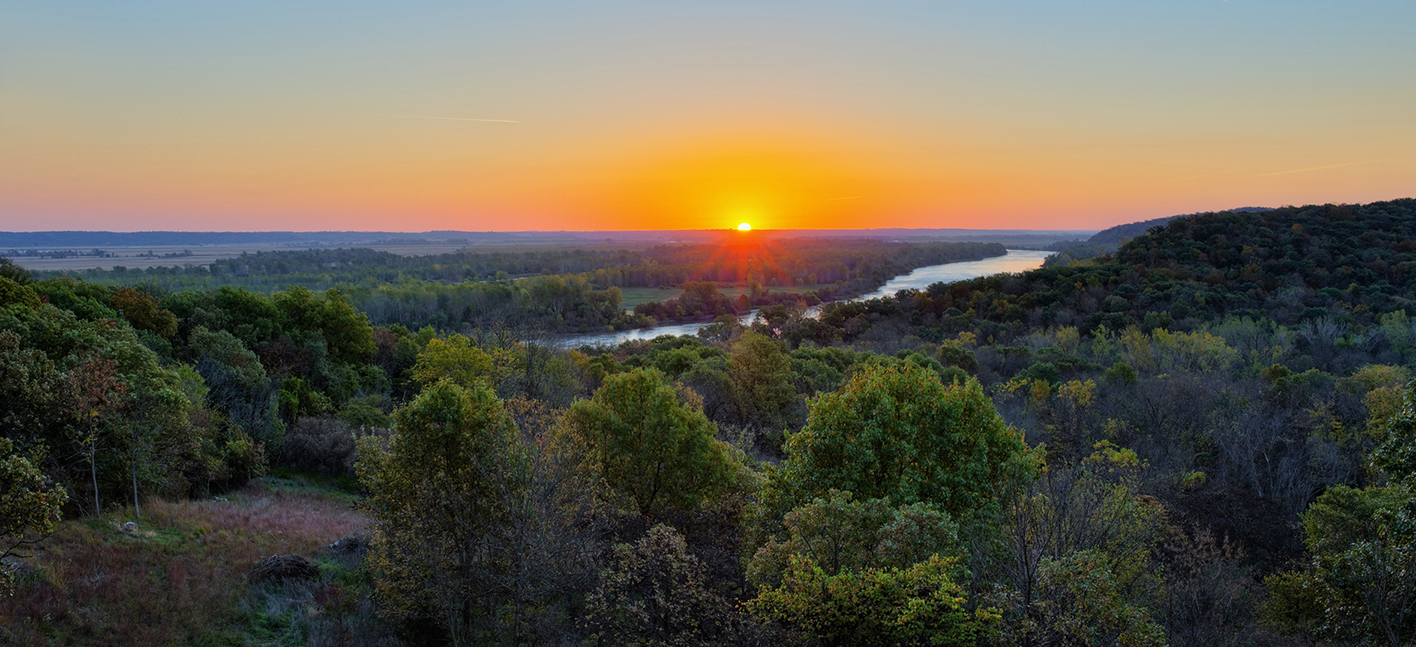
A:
[263, 467, 361, 502]
[0, 478, 394, 646]
[618, 284, 830, 309]
[616, 286, 682, 308]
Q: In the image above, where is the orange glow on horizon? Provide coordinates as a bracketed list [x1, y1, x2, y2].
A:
[2, 4, 1414, 233]
[1, 99, 1412, 233]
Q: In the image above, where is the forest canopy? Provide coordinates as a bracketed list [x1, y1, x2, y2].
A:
[4, 199, 1416, 645]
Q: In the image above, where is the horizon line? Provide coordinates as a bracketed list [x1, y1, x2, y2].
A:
[0, 227, 1100, 235]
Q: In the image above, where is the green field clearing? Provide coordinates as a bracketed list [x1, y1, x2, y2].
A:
[617, 284, 830, 309]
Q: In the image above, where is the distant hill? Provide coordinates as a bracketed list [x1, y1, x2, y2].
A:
[1041, 206, 1275, 267]
[984, 198, 1416, 330]
[1087, 207, 1271, 245]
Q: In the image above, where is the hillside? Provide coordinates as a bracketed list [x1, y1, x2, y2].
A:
[1045, 206, 1275, 266]
[1087, 207, 1272, 245]
[804, 199, 1416, 347]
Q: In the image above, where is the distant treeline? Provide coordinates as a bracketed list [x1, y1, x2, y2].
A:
[41, 240, 1006, 332]
[45, 239, 1003, 290]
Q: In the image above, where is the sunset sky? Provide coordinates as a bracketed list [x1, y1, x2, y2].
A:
[1, 1, 1412, 232]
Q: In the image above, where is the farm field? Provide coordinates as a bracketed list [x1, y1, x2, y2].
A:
[5, 241, 668, 273]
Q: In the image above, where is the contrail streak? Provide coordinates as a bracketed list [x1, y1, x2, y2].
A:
[1254, 159, 1393, 177]
[379, 114, 522, 123]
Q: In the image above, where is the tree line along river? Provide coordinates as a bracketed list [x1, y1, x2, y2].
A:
[556, 249, 1051, 347]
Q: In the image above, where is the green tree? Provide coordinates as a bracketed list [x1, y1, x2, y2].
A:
[189, 326, 283, 444]
[0, 258, 31, 285]
[747, 490, 962, 587]
[1373, 381, 1416, 483]
[697, 313, 746, 344]
[561, 368, 741, 517]
[745, 490, 984, 645]
[1268, 485, 1414, 646]
[748, 553, 990, 647]
[0, 437, 67, 595]
[120, 372, 188, 519]
[69, 357, 126, 516]
[0, 276, 40, 311]
[768, 364, 1039, 519]
[995, 443, 1168, 645]
[274, 286, 375, 365]
[990, 551, 1166, 647]
[204, 285, 283, 350]
[728, 331, 798, 430]
[0, 329, 65, 453]
[29, 277, 117, 322]
[357, 380, 528, 641]
[410, 333, 495, 390]
[937, 343, 979, 373]
[189, 326, 267, 388]
[2, 278, 239, 508]
[584, 524, 735, 647]
[1263, 382, 1416, 645]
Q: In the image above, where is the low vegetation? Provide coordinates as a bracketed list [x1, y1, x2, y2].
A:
[0, 478, 381, 646]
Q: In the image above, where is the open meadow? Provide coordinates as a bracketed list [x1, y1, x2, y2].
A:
[0, 475, 395, 647]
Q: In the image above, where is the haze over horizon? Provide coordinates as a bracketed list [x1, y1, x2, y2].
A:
[2, 1, 1412, 233]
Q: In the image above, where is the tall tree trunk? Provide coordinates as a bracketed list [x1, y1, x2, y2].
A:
[132, 459, 141, 520]
[90, 437, 101, 516]
[130, 421, 142, 520]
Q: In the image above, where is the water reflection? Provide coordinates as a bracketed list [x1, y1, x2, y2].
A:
[556, 249, 1050, 348]
[852, 249, 1052, 300]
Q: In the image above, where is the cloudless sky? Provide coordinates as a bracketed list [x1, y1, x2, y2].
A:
[1, 1, 1412, 231]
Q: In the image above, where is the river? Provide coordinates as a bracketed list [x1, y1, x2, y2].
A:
[555, 248, 1052, 348]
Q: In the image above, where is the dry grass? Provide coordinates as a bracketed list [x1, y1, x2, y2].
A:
[0, 479, 373, 646]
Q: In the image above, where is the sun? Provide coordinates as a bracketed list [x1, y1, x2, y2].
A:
[737, 222, 752, 231]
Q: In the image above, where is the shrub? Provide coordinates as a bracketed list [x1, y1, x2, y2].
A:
[338, 395, 392, 429]
[937, 343, 979, 373]
[278, 416, 389, 477]
[584, 524, 738, 646]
